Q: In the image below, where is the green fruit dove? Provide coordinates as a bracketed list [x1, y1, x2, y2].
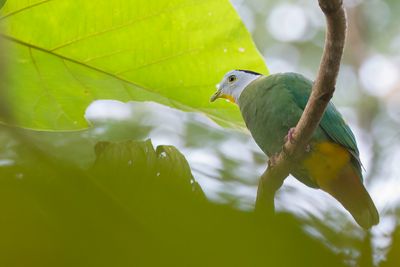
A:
[210, 70, 379, 229]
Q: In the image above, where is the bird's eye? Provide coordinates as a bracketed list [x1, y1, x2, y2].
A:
[228, 75, 237, 83]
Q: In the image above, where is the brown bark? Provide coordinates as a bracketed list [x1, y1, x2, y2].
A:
[255, 0, 347, 214]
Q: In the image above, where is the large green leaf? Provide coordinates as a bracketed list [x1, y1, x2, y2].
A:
[0, 0, 267, 130]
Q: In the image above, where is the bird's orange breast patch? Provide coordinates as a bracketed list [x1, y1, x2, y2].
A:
[302, 142, 351, 188]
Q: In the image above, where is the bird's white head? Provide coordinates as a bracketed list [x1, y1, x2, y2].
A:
[210, 70, 262, 104]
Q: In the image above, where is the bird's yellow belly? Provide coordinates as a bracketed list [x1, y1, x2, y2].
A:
[302, 142, 351, 187]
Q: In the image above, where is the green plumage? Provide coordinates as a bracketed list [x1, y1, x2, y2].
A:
[238, 73, 362, 186]
[211, 70, 379, 228]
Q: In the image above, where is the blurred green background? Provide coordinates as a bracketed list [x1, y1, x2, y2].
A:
[0, 0, 399, 266]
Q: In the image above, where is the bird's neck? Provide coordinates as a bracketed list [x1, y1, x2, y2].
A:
[232, 75, 261, 103]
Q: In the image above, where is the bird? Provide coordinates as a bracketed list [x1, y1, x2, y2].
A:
[210, 70, 379, 229]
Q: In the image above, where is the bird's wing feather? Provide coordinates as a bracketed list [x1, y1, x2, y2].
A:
[282, 73, 363, 174]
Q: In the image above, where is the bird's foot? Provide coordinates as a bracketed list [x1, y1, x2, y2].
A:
[284, 127, 296, 144]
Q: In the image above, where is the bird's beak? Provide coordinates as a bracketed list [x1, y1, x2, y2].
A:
[210, 89, 222, 102]
[210, 83, 222, 102]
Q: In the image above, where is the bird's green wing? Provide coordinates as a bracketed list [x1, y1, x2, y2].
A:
[281, 73, 362, 171]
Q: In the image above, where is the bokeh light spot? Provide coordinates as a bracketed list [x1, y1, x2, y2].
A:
[266, 4, 308, 42]
[359, 55, 398, 97]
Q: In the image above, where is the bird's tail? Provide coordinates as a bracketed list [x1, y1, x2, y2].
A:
[319, 164, 379, 229]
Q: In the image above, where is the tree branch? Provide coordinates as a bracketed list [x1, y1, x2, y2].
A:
[255, 0, 347, 215]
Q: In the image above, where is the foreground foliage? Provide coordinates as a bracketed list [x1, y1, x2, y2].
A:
[0, 129, 346, 267]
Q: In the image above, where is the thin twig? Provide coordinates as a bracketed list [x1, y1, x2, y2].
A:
[255, 0, 347, 214]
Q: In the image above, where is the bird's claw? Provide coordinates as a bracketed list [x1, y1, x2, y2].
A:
[284, 127, 296, 144]
[284, 127, 312, 153]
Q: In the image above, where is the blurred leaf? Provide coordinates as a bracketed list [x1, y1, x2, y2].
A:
[156, 145, 206, 198]
[0, 0, 267, 130]
[358, 232, 374, 267]
[91, 140, 205, 203]
[380, 226, 400, 267]
[0, 132, 348, 267]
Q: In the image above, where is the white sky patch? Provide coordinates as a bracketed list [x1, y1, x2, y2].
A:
[183, 148, 222, 170]
[267, 4, 308, 42]
[363, 0, 391, 32]
[132, 102, 186, 134]
[0, 159, 14, 166]
[370, 180, 400, 211]
[85, 100, 132, 121]
[192, 173, 225, 202]
[344, 0, 363, 8]
[91, 126, 107, 135]
[277, 177, 342, 216]
[371, 215, 397, 248]
[359, 55, 399, 97]
[190, 113, 222, 129]
[265, 57, 297, 73]
[390, 35, 400, 54]
[233, 183, 257, 198]
[184, 148, 225, 202]
[349, 123, 373, 173]
[149, 128, 184, 150]
[219, 138, 253, 162]
[336, 65, 360, 100]
[304, 4, 325, 28]
[264, 43, 300, 69]
[369, 146, 400, 209]
[386, 96, 400, 123]
[232, 2, 255, 32]
[235, 164, 261, 184]
[228, 182, 258, 209]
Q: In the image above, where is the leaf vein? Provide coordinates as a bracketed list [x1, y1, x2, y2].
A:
[0, 0, 55, 21]
[2, 34, 154, 94]
[61, 58, 96, 100]
[28, 46, 75, 126]
[115, 48, 201, 75]
[49, 0, 205, 52]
